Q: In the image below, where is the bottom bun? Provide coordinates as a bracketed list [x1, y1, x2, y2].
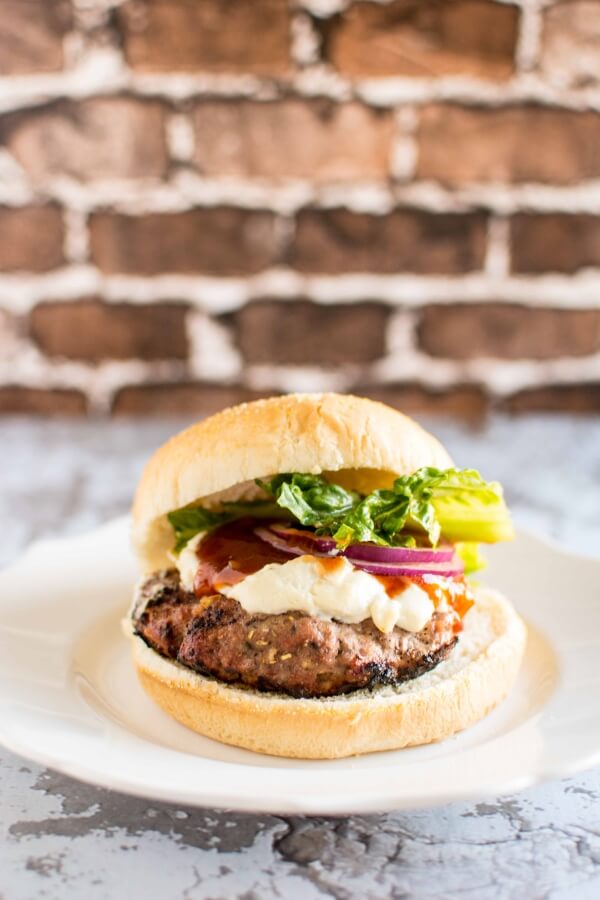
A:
[129, 588, 527, 759]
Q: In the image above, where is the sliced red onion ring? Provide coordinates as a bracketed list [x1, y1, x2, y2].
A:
[269, 523, 337, 554]
[345, 543, 455, 564]
[256, 524, 464, 578]
[254, 526, 335, 558]
[351, 559, 464, 578]
[269, 523, 454, 562]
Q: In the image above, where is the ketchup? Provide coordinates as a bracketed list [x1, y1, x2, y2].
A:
[370, 574, 474, 633]
[193, 519, 293, 596]
[374, 575, 413, 598]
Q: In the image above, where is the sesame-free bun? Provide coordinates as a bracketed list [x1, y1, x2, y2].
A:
[128, 588, 526, 760]
[132, 393, 452, 571]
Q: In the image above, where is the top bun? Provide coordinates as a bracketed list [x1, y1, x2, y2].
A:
[132, 393, 452, 571]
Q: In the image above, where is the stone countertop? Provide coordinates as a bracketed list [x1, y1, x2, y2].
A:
[1, 415, 600, 900]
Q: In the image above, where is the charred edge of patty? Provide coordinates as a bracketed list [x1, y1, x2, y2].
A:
[132, 570, 459, 699]
[193, 640, 458, 699]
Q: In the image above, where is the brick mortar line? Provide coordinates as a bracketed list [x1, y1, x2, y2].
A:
[186, 310, 242, 382]
[298, 0, 348, 15]
[71, 0, 127, 12]
[484, 216, 511, 279]
[244, 364, 354, 395]
[0, 350, 188, 415]
[514, 0, 543, 74]
[166, 112, 196, 164]
[3, 269, 600, 313]
[290, 10, 322, 70]
[324, 77, 600, 110]
[3, 177, 600, 217]
[391, 106, 419, 181]
[298, 0, 550, 10]
[2, 352, 599, 414]
[371, 348, 600, 394]
[63, 207, 90, 265]
[65, 0, 128, 76]
[246, 354, 600, 393]
[386, 307, 418, 359]
[2, 69, 600, 113]
[290, 0, 534, 15]
[163, 351, 600, 398]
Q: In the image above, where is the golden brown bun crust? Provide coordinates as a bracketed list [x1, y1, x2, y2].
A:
[132, 393, 452, 570]
[130, 588, 526, 759]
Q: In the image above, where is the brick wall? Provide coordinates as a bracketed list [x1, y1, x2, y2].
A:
[0, 0, 599, 418]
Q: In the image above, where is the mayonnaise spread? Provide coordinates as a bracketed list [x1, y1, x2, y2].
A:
[173, 532, 204, 592]
[220, 555, 434, 634]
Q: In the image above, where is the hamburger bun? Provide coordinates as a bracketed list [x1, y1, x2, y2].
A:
[129, 392, 525, 759]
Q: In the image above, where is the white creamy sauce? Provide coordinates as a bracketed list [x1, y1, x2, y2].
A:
[172, 532, 204, 592]
[221, 555, 435, 634]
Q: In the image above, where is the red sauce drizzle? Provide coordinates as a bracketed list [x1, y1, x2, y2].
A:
[364, 574, 474, 633]
[416, 576, 475, 633]
[314, 556, 347, 575]
[193, 519, 293, 595]
[375, 575, 413, 598]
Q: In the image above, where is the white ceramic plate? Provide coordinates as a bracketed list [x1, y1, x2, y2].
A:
[0, 517, 598, 815]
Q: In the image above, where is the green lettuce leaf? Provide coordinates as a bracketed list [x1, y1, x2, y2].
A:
[256, 474, 359, 530]
[167, 467, 513, 553]
[259, 468, 513, 548]
[167, 500, 282, 553]
[167, 506, 228, 554]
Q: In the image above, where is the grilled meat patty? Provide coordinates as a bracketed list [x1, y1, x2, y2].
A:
[133, 569, 458, 698]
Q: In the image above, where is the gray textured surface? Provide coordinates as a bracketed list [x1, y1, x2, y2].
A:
[1, 415, 600, 900]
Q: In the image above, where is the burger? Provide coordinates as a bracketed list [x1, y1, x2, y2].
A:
[128, 393, 526, 759]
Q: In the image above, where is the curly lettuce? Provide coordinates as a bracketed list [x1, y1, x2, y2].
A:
[259, 468, 514, 548]
[167, 500, 282, 553]
[168, 467, 513, 554]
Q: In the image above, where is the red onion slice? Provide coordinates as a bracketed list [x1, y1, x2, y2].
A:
[268, 523, 337, 554]
[268, 523, 455, 562]
[254, 526, 337, 558]
[353, 558, 464, 577]
[255, 524, 464, 578]
[345, 543, 455, 564]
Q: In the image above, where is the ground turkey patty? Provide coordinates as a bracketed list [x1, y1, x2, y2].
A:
[132, 570, 458, 698]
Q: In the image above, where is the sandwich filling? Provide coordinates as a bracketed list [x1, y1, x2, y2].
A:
[132, 467, 512, 698]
